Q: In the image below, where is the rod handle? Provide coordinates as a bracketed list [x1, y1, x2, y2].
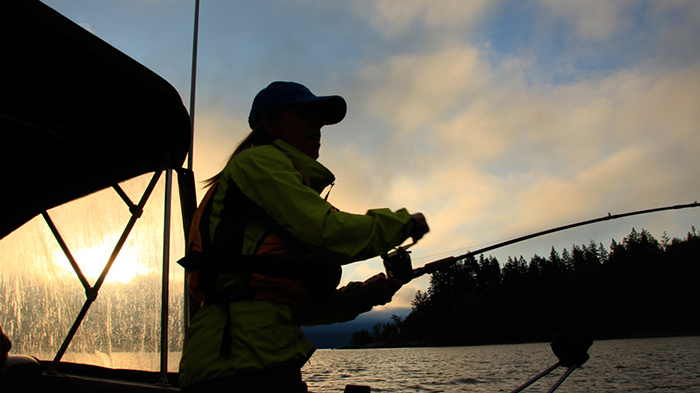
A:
[412, 256, 458, 279]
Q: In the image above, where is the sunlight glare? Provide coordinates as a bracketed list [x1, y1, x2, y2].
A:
[54, 243, 154, 284]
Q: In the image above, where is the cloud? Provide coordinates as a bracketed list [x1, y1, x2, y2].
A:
[540, 0, 634, 41]
[350, 0, 493, 40]
[374, 55, 700, 261]
[377, 282, 420, 310]
[358, 46, 488, 132]
[651, 0, 700, 66]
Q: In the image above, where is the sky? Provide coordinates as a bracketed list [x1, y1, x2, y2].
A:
[32, 0, 700, 312]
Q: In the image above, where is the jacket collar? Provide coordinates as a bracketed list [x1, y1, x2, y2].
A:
[273, 139, 335, 193]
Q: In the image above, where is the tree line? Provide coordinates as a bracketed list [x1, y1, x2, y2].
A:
[350, 227, 700, 348]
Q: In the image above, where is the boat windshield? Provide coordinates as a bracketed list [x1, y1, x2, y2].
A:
[0, 174, 186, 372]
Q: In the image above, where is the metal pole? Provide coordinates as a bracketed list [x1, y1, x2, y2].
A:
[546, 365, 578, 393]
[183, 0, 201, 333]
[158, 169, 173, 386]
[41, 212, 91, 290]
[509, 362, 560, 393]
[187, 0, 200, 172]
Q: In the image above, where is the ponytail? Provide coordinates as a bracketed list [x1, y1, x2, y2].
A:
[202, 126, 275, 188]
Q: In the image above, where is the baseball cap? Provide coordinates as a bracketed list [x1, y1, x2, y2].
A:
[248, 81, 347, 129]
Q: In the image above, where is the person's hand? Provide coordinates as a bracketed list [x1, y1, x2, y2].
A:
[410, 212, 429, 242]
[361, 273, 402, 306]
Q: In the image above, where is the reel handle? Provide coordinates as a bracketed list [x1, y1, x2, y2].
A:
[382, 246, 414, 284]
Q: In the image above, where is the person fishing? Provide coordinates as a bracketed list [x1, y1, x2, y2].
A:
[178, 81, 429, 392]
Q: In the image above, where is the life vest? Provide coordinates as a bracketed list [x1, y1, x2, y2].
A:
[177, 176, 341, 312]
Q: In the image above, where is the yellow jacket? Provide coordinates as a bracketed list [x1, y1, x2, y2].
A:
[178, 140, 416, 387]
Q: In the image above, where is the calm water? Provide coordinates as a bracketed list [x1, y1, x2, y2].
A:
[301, 336, 700, 392]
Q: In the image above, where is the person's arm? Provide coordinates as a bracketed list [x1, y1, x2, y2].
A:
[230, 147, 421, 264]
[299, 273, 403, 326]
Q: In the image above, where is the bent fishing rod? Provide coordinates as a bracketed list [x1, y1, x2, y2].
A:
[383, 201, 699, 284]
[380, 201, 696, 392]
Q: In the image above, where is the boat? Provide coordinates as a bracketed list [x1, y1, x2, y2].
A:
[1, 0, 193, 390]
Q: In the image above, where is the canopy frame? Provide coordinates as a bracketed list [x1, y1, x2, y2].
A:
[1, 0, 196, 387]
[45, 166, 166, 375]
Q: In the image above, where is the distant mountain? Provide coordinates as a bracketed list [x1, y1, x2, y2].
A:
[302, 307, 411, 349]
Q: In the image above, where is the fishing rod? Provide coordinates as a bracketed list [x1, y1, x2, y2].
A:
[381, 202, 697, 393]
[383, 201, 700, 284]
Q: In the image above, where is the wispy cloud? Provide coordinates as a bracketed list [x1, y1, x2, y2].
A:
[358, 47, 486, 132]
[350, 0, 492, 40]
[541, 0, 634, 41]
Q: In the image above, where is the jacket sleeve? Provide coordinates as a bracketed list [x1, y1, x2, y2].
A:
[227, 146, 414, 264]
[298, 281, 373, 326]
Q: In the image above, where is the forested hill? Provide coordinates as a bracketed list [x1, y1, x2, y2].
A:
[349, 227, 700, 348]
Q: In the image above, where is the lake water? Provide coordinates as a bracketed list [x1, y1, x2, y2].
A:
[301, 336, 700, 392]
[33, 336, 699, 391]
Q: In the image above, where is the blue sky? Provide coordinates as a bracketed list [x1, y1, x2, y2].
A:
[34, 0, 700, 311]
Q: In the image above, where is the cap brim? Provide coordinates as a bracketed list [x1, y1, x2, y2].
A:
[284, 95, 347, 125]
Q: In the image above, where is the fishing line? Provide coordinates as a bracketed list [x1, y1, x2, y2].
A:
[411, 232, 543, 263]
[384, 201, 700, 281]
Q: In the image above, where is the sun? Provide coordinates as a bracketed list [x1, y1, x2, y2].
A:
[54, 243, 153, 285]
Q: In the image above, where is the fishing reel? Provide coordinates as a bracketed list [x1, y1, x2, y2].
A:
[382, 244, 415, 284]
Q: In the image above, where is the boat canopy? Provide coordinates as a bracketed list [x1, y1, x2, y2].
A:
[0, 0, 192, 240]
